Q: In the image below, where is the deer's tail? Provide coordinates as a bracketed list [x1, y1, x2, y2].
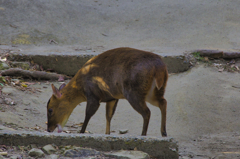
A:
[154, 66, 168, 91]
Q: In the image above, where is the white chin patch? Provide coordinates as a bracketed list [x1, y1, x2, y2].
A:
[57, 124, 63, 133]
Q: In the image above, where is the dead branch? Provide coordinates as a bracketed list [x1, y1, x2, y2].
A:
[194, 50, 240, 59]
[223, 52, 240, 59]
[195, 50, 223, 58]
[0, 68, 70, 80]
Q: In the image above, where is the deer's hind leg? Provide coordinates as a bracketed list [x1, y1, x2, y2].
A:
[105, 99, 118, 134]
[155, 86, 167, 137]
[158, 96, 167, 137]
[146, 83, 167, 137]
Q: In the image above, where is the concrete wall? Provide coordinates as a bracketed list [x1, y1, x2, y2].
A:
[7, 52, 191, 76]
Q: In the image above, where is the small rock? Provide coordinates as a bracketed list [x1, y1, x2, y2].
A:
[64, 145, 72, 149]
[218, 68, 224, 72]
[10, 155, 22, 159]
[11, 79, 21, 86]
[22, 100, 30, 106]
[45, 154, 59, 159]
[214, 154, 227, 159]
[28, 148, 44, 157]
[1, 86, 17, 95]
[0, 62, 10, 70]
[213, 63, 222, 67]
[42, 144, 57, 155]
[29, 144, 37, 149]
[204, 57, 209, 62]
[104, 150, 150, 159]
[119, 129, 128, 134]
[0, 98, 4, 104]
[64, 147, 102, 157]
[180, 156, 191, 159]
[4, 98, 16, 105]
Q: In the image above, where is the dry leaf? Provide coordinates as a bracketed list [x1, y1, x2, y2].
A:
[14, 80, 21, 85]
[76, 122, 84, 126]
[0, 152, 8, 156]
[24, 82, 35, 85]
[204, 57, 209, 61]
[0, 57, 7, 62]
[40, 65, 44, 71]
[21, 83, 27, 87]
[64, 130, 71, 133]
[218, 68, 224, 72]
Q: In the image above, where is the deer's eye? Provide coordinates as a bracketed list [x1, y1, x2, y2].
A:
[48, 108, 53, 115]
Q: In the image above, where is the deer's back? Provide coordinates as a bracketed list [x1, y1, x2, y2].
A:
[80, 48, 167, 100]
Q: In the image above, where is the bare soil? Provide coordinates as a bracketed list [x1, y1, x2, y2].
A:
[1, 63, 240, 159]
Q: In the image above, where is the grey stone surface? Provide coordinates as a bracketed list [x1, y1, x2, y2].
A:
[64, 147, 102, 157]
[0, 98, 4, 104]
[4, 97, 15, 105]
[0, 62, 9, 70]
[42, 144, 57, 155]
[0, 130, 178, 159]
[46, 154, 59, 159]
[29, 144, 37, 149]
[104, 150, 150, 159]
[119, 129, 128, 134]
[28, 148, 44, 157]
[1, 86, 17, 95]
[9, 155, 21, 159]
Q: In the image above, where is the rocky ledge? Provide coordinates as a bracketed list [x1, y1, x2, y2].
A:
[0, 130, 178, 159]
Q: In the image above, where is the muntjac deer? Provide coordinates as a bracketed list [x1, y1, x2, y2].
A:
[47, 47, 168, 136]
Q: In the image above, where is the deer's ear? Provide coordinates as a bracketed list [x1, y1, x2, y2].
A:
[51, 84, 62, 98]
[59, 83, 66, 90]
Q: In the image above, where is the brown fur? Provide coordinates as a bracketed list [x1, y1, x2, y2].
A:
[47, 47, 168, 136]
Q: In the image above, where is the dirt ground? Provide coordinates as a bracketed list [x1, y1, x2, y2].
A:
[1, 0, 240, 55]
[0, 63, 240, 159]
